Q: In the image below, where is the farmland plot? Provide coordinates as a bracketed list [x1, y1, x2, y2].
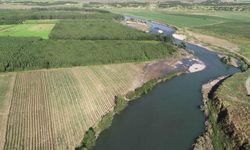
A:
[2, 63, 145, 150]
[0, 74, 16, 150]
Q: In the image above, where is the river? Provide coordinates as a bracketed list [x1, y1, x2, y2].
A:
[94, 18, 240, 150]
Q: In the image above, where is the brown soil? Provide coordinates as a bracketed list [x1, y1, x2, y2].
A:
[143, 48, 192, 81]
[0, 73, 16, 150]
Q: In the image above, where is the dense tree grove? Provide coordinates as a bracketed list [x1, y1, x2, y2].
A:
[0, 9, 178, 72]
[0, 37, 174, 72]
[0, 9, 121, 25]
[49, 19, 157, 40]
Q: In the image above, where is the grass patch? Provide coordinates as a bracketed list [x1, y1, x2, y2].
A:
[0, 23, 55, 39]
[49, 19, 156, 40]
[110, 9, 225, 28]
[193, 21, 250, 59]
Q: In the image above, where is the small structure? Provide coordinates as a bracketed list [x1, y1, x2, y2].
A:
[246, 77, 250, 96]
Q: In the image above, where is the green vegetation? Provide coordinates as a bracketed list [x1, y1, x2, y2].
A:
[0, 9, 178, 72]
[0, 9, 120, 24]
[114, 96, 128, 114]
[77, 128, 96, 150]
[110, 8, 250, 60]
[194, 21, 250, 59]
[49, 19, 156, 40]
[0, 23, 54, 39]
[215, 70, 250, 149]
[110, 10, 225, 28]
[207, 101, 232, 150]
[97, 112, 114, 132]
[23, 19, 59, 24]
[0, 37, 172, 72]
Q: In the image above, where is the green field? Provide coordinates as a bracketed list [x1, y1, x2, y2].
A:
[50, 19, 156, 40]
[0, 23, 55, 39]
[110, 8, 250, 59]
[23, 19, 59, 24]
[110, 9, 227, 28]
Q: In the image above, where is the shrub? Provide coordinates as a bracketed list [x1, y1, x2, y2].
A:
[76, 128, 96, 150]
[97, 112, 114, 132]
[114, 96, 128, 114]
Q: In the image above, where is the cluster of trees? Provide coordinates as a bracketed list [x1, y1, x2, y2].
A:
[49, 19, 157, 40]
[0, 37, 174, 72]
[159, 2, 250, 11]
[107, 2, 149, 8]
[0, 9, 120, 25]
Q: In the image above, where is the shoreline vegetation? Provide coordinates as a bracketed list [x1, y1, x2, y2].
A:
[76, 71, 184, 150]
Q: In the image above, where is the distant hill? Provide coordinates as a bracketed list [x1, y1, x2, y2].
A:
[1, 0, 249, 4]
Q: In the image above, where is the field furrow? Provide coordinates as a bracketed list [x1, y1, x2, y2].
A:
[2, 63, 145, 149]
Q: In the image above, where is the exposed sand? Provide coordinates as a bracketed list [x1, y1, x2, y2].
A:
[246, 77, 250, 96]
[189, 64, 206, 73]
[188, 59, 206, 73]
[173, 33, 186, 41]
[122, 20, 149, 32]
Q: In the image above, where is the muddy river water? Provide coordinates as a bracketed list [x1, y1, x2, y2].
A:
[94, 18, 240, 150]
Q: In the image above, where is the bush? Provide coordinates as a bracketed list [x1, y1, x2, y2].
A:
[97, 112, 114, 132]
[77, 128, 96, 150]
[114, 96, 128, 114]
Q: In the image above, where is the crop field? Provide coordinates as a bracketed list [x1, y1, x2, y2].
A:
[1, 63, 145, 150]
[0, 73, 16, 150]
[49, 19, 156, 40]
[0, 23, 55, 39]
[216, 70, 250, 145]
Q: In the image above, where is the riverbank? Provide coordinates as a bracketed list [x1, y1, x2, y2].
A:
[173, 32, 250, 68]
[75, 46, 201, 149]
[194, 71, 250, 150]
[76, 70, 185, 150]
[194, 76, 229, 150]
